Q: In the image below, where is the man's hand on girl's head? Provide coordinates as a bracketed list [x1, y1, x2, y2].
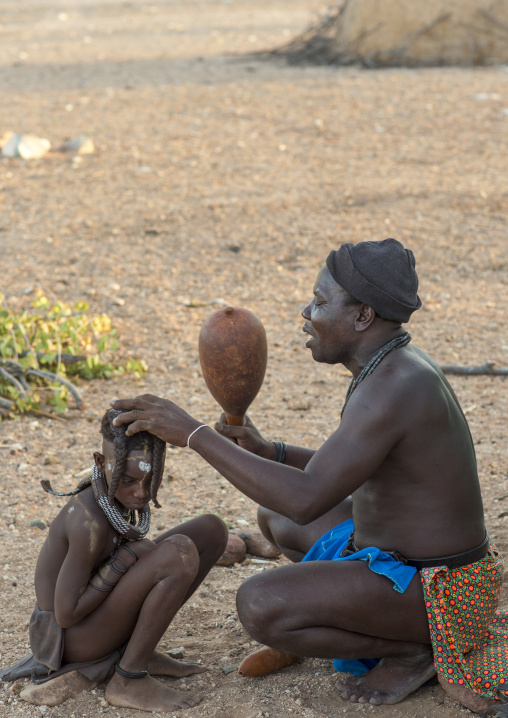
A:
[110, 394, 200, 447]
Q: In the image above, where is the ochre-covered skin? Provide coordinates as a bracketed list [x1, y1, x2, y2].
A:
[199, 307, 267, 425]
[238, 646, 300, 677]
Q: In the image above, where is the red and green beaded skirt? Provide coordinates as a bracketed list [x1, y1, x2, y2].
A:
[421, 540, 508, 700]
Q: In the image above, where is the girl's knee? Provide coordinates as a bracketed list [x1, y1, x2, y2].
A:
[156, 535, 199, 579]
[202, 513, 228, 551]
[192, 513, 228, 558]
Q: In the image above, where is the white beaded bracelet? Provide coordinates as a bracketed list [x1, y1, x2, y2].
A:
[186, 424, 209, 448]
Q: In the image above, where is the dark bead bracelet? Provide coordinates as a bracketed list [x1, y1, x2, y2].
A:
[273, 441, 287, 463]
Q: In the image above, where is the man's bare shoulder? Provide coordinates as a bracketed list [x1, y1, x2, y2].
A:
[399, 344, 460, 410]
[372, 344, 446, 394]
[347, 344, 453, 426]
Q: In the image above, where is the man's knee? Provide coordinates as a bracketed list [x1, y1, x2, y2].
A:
[257, 506, 278, 545]
[257, 507, 305, 562]
[236, 575, 282, 644]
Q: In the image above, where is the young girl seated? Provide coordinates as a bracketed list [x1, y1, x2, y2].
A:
[0, 408, 228, 713]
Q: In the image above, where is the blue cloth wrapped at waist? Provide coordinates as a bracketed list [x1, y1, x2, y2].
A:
[301, 518, 418, 675]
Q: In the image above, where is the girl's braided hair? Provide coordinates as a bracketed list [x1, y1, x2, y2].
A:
[100, 408, 166, 508]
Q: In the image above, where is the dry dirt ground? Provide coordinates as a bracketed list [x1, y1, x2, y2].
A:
[1, 1, 508, 717]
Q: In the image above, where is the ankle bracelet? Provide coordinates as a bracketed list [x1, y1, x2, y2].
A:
[115, 662, 148, 679]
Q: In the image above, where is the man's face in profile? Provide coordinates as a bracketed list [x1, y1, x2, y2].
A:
[301, 266, 359, 365]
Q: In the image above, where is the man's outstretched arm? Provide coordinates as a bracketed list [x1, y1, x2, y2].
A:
[111, 392, 403, 524]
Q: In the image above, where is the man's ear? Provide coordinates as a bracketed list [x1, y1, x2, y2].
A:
[93, 452, 105, 471]
[355, 304, 376, 332]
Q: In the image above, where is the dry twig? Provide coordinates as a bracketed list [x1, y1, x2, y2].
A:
[0, 358, 83, 409]
[441, 362, 508, 376]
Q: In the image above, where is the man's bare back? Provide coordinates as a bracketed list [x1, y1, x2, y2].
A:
[344, 344, 485, 557]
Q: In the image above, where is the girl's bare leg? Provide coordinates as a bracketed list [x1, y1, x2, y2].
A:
[148, 513, 228, 677]
[154, 513, 229, 599]
[65, 535, 204, 712]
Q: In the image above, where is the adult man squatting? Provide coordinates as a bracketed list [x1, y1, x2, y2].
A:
[111, 238, 508, 713]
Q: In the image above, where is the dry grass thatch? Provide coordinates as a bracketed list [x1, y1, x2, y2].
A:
[265, 0, 508, 67]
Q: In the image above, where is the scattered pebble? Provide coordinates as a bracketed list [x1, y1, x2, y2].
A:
[288, 399, 311, 411]
[475, 93, 501, 100]
[1, 443, 23, 451]
[166, 646, 185, 658]
[1, 134, 51, 159]
[29, 520, 46, 530]
[59, 135, 95, 155]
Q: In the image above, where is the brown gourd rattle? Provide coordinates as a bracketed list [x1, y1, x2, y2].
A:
[198, 306, 267, 426]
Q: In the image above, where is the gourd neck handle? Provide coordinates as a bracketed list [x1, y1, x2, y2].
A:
[225, 413, 244, 426]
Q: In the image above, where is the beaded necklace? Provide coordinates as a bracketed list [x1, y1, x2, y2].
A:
[341, 332, 411, 417]
[90, 464, 150, 540]
[41, 465, 151, 541]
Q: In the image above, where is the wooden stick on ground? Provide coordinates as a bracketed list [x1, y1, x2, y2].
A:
[440, 362, 508, 376]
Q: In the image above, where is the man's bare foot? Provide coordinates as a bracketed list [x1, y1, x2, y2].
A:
[336, 649, 435, 705]
[105, 672, 203, 712]
[148, 650, 207, 677]
[437, 674, 502, 714]
[20, 671, 98, 706]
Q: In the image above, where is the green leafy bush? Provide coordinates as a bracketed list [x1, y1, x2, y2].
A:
[0, 292, 147, 416]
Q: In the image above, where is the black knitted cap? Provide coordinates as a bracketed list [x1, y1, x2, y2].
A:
[326, 238, 422, 323]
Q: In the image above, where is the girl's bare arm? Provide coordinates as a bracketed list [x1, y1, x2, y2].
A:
[54, 506, 153, 628]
